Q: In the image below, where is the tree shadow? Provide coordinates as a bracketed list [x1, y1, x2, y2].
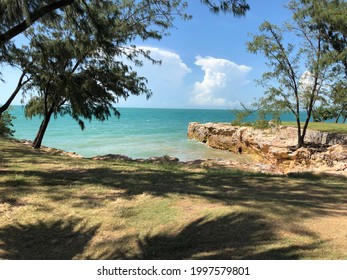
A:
[2, 142, 345, 260]
[0, 218, 99, 259]
[99, 212, 321, 260]
[2, 162, 347, 218]
[1, 139, 76, 167]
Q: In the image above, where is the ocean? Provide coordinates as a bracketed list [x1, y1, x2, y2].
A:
[10, 106, 295, 161]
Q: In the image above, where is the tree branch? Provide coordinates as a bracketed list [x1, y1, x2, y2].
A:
[0, 0, 75, 43]
[0, 72, 31, 116]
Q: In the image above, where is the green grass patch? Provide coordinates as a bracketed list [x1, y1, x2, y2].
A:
[0, 137, 347, 259]
[282, 122, 347, 133]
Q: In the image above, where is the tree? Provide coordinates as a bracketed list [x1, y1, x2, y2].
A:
[0, 1, 76, 114]
[19, 0, 190, 149]
[300, 0, 347, 74]
[0, 111, 15, 137]
[247, 0, 332, 148]
[326, 81, 347, 123]
[0, 0, 249, 44]
[299, 0, 347, 123]
[1, 0, 251, 121]
[0, 1, 75, 71]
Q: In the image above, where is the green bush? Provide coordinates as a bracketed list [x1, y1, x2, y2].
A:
[0, 112, 15, 137]
[230, 119, 243, 126]
[253, 119, 269, 129]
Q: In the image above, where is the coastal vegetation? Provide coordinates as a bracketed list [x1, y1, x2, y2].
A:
[0, 1, 250, 148]
[0, 112, 15, 137]
[0, 0, 249, 44]
[3, 0, 190, 149]
[1, 0, 347, 262]
[1, 137, 347, 259]
[247, 0, 347, 148]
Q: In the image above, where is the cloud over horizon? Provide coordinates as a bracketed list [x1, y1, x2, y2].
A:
[139, 46, 192, 86]
[190, 56, 252, 107]
[118, 48, 252, 109]
[118, 46, 192, 108]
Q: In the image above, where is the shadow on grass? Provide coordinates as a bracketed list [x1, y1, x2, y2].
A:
[2, 161, 347, 218]
[0, 212, 323, 260]
[1, 138, 75, 166]
[96, 212, 320, 260]
[1, 140, 342, 260]
[0, 218, 98, 259]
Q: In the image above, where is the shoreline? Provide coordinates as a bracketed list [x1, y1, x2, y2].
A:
[3, 136, 347, 260]
[15, 138, 281, 174]
[188, 122, 347, 176]
[15, 130, 347, 177]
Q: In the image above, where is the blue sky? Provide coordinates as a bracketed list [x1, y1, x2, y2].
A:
[1, 0, 292, 109]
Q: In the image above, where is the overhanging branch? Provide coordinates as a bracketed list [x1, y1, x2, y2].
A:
[0, 0, 75, 43]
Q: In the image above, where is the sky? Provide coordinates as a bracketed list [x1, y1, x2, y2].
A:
[1, 0, 293, 110]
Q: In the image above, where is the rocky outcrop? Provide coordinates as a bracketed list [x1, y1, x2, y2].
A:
[188, 122, 294, 160]
[306, 130, 347, 146]
[188, 122, 347, 175]
[92, 154, 180, 163]
[286, 145, 347, 173]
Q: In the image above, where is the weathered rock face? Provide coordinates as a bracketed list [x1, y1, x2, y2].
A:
[188, 122, 257, 154]
[306, 130, 347, 145]
[188, 122, 296, 160]
[188, 122, 347, 175]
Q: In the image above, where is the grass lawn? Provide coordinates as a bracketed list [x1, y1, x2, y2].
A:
[1, 137, 347, 260]
[282, 122, 347, 133]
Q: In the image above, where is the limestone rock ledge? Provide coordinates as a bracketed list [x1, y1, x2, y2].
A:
[188, 122, 347, 175]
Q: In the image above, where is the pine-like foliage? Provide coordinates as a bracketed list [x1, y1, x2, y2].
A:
[16, 0, 188, 148]
[1, 0, 252, 148]
[200, 0, 249, 16]
[297, 0, 347, 122]
[0, 111, 15, 137]
[0, 0, 74, 42]
[247, 0, 332, 148]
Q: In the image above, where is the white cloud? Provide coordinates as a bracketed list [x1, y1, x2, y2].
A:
[118, 50, 252, 109]
[138, 46, 192, 86]
[299, 71, 314, 93]
[118, 46, 191, 108]
[190, 56, 252, 107]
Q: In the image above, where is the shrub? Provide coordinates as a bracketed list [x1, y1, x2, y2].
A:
[253, 119, 269, 129]
[0, 112, 15, 137]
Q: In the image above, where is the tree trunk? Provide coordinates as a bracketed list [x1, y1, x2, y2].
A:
[335, 109, 343, 123]
[0, 90, 18, 117]
[296, 117, 310, 149]
[0, 72, 28, 117]
[32, 108, 54, 149]
[295, 117, 302, 148]
[297, 135, 305, 149]
[301, 117, 311, 146]
[343, 115, 347, 124]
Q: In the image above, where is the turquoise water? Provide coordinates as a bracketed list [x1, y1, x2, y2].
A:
[11, 106, 295, 161]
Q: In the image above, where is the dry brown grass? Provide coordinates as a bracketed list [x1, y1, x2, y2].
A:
[1, 137, 346, 259]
